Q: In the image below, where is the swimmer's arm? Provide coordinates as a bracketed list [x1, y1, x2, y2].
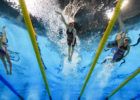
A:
[123, 46, 130, 57]
[118, 15, 126, 33]
[2, 27, 6, 39]
[55, 11, 68, 27]
[131, 38, 140, 46]
[117, 16, 127, 47]
[61, 15, 68, 27]
[72, 29, 77, 45]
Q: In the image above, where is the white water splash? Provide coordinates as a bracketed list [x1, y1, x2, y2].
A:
[62, 39, 80, 75]
[86, 55, 116, 100]
[63, 0, 86, 21]
[61, 44, 81, 76]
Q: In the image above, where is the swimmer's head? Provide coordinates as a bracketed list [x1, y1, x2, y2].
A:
[68, 22, 75, 27]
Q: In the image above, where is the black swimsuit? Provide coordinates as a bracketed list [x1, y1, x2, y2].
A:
[112, 45, 128, 62]
[0, 42, 7, 56]
[66, 29, 76, 47]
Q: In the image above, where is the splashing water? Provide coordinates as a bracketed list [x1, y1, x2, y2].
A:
[58, 35, 81, 76]
[86, 55, 116, 99]
[63, 0, 86, 22]
[62, 49, 81, 76]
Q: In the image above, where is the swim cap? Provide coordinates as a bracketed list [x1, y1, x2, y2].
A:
[124, 37, 131, 44]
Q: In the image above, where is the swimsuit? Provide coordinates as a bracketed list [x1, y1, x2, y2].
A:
[66, 29, 76, 47]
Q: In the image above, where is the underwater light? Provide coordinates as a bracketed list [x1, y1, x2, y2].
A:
[106, 0, 129, 19]
[121, 0, 129, 9]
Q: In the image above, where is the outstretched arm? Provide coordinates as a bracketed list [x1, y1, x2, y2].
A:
[2, 26, 6, 36]
[131, 38, 140, 46]
[123, 46, 130, 57]
[116, 16, 127, 47]
[2, 26, 6, 37]
[2, 26, 7, 43]
[118, 15, 126, 33]
[115, 15, 127, 47]
[55, 11, 68, 27]
[131, 34, 140, 46]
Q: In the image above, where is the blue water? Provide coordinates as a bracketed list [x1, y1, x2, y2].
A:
[0, 15, 140, 100]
